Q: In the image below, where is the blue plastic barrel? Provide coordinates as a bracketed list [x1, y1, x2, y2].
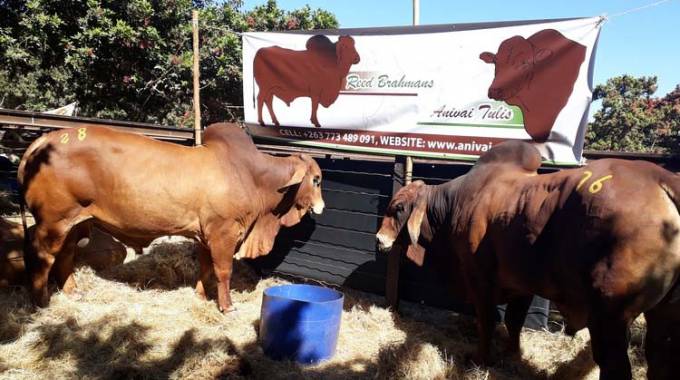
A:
[259, 284, 344, 364]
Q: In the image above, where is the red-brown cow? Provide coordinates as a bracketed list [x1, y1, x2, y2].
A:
[254, 35, 360, 128]
[480, 29, 586, 142]
[17, 123, 325, 312]
[377, 141, 680, 380]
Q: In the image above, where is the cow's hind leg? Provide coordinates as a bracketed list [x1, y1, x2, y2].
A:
[26, 221, 73, 307]
[588, 315, 632, 380]
[257, 90, 266, 126]
[194, 243, 212, 300]
[644, 288, 680, 380]
[503, 295, 532, 357]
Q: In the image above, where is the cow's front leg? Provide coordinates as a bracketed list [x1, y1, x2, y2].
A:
[310, 97, 321, 127]
[471, 298, 497, 365]
[464, 258, 497, 366]
[263, 93, 280, 127]
[207, 234, 238, 313]
[503, 295, 532, 357]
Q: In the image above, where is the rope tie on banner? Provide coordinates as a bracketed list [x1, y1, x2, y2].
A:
[599, 0, 673, 25]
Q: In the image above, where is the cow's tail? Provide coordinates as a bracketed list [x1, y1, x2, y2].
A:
[19, 193, 29, 254]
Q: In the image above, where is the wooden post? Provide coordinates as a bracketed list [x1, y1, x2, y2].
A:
[192, 10, 202, 146]
[386, 156, 406, 310]
[386, 0, 421, 311]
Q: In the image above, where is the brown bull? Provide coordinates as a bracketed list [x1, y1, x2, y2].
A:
[1, 218, 126, 286]
[17, 123, 325, 312]
[254, 34, 360, 128]
[480, 29, 586, 142]
[377, 141, 680, 380]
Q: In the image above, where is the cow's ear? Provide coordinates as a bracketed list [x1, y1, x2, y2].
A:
[280, 156, 307, 190]
[535, 49, 552, 64]
[479, 52, 495, 64]
[406, 188, 427, 248]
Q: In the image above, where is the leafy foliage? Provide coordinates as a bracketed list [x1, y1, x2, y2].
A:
[0, 0, 338, 126]
[586, 75, 680, 153]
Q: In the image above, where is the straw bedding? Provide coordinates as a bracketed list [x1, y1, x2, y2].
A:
[0, 239, 647, 379]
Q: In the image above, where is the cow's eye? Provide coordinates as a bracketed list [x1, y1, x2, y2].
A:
[395, 203, 404, 213]
[312, 176, 321, 187]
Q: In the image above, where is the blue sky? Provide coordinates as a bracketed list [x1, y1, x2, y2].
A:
[241, 0, 680, 97]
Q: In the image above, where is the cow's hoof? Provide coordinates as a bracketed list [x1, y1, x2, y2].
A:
[220, 305, 237, 314]
[464, 351, 492, 367]
[194, 286, 208, 301]
[502, 346, 522, 361]
[32, 293, 50, 309]
[67, 291, 83, 301]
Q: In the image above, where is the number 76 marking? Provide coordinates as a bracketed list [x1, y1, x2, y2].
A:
[576, 170, 613, 194]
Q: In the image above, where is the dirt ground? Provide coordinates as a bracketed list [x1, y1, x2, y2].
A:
[0, 239, 647, 380]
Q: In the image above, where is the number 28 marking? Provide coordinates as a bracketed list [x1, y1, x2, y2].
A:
[576, 170, 613, 194]
[59, 128, 87, 144]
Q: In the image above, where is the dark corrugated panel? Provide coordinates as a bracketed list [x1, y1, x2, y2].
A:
[255, 157, 551, 329]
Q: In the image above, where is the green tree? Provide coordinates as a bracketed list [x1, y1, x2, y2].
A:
[0, 0, 338, 126]
[655, 85, 680, 154]
[585, 75, 664, 153]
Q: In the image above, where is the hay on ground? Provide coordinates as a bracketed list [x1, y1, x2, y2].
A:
[0, 240, 647, 379]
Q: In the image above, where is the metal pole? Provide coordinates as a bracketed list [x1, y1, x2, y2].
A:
[386, 0, 421, 310]
[405, 0, 418, 183]
[192, 10, 202, 146]
[413, 0, 420, 26]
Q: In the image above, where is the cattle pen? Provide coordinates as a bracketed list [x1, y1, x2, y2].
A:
[1, 108, 678, 379]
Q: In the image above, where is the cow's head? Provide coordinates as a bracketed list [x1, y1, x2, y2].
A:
[376, 180, 429, 266]
[279, 154, 325, 227]
[479, 36, 552, 101]
[336, 35, 360, 68]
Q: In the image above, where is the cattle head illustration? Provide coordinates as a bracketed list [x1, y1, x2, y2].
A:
[254, 35, 361, 128]
[479, 29, 586, 142]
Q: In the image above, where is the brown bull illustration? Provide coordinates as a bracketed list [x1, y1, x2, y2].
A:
[480, 29, 586, 142]
[254, 35, 360, 128]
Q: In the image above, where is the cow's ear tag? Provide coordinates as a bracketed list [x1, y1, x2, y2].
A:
[535, 49, 552, 64]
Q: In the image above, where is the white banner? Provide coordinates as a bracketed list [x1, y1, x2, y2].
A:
[243, 17, 602, 165]
[43, 102, 78, 116]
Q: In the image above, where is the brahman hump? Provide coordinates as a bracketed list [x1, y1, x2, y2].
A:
[254, 34, 360, 128]
[480, 30, 586, 142]
[17, 123, 325, 313]
[377, 140, 680, 380]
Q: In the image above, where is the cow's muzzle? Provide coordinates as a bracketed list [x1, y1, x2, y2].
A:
[488, 87, 504, 100]
[376, 233, 394, 252]
[311, 200, 325, 215]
